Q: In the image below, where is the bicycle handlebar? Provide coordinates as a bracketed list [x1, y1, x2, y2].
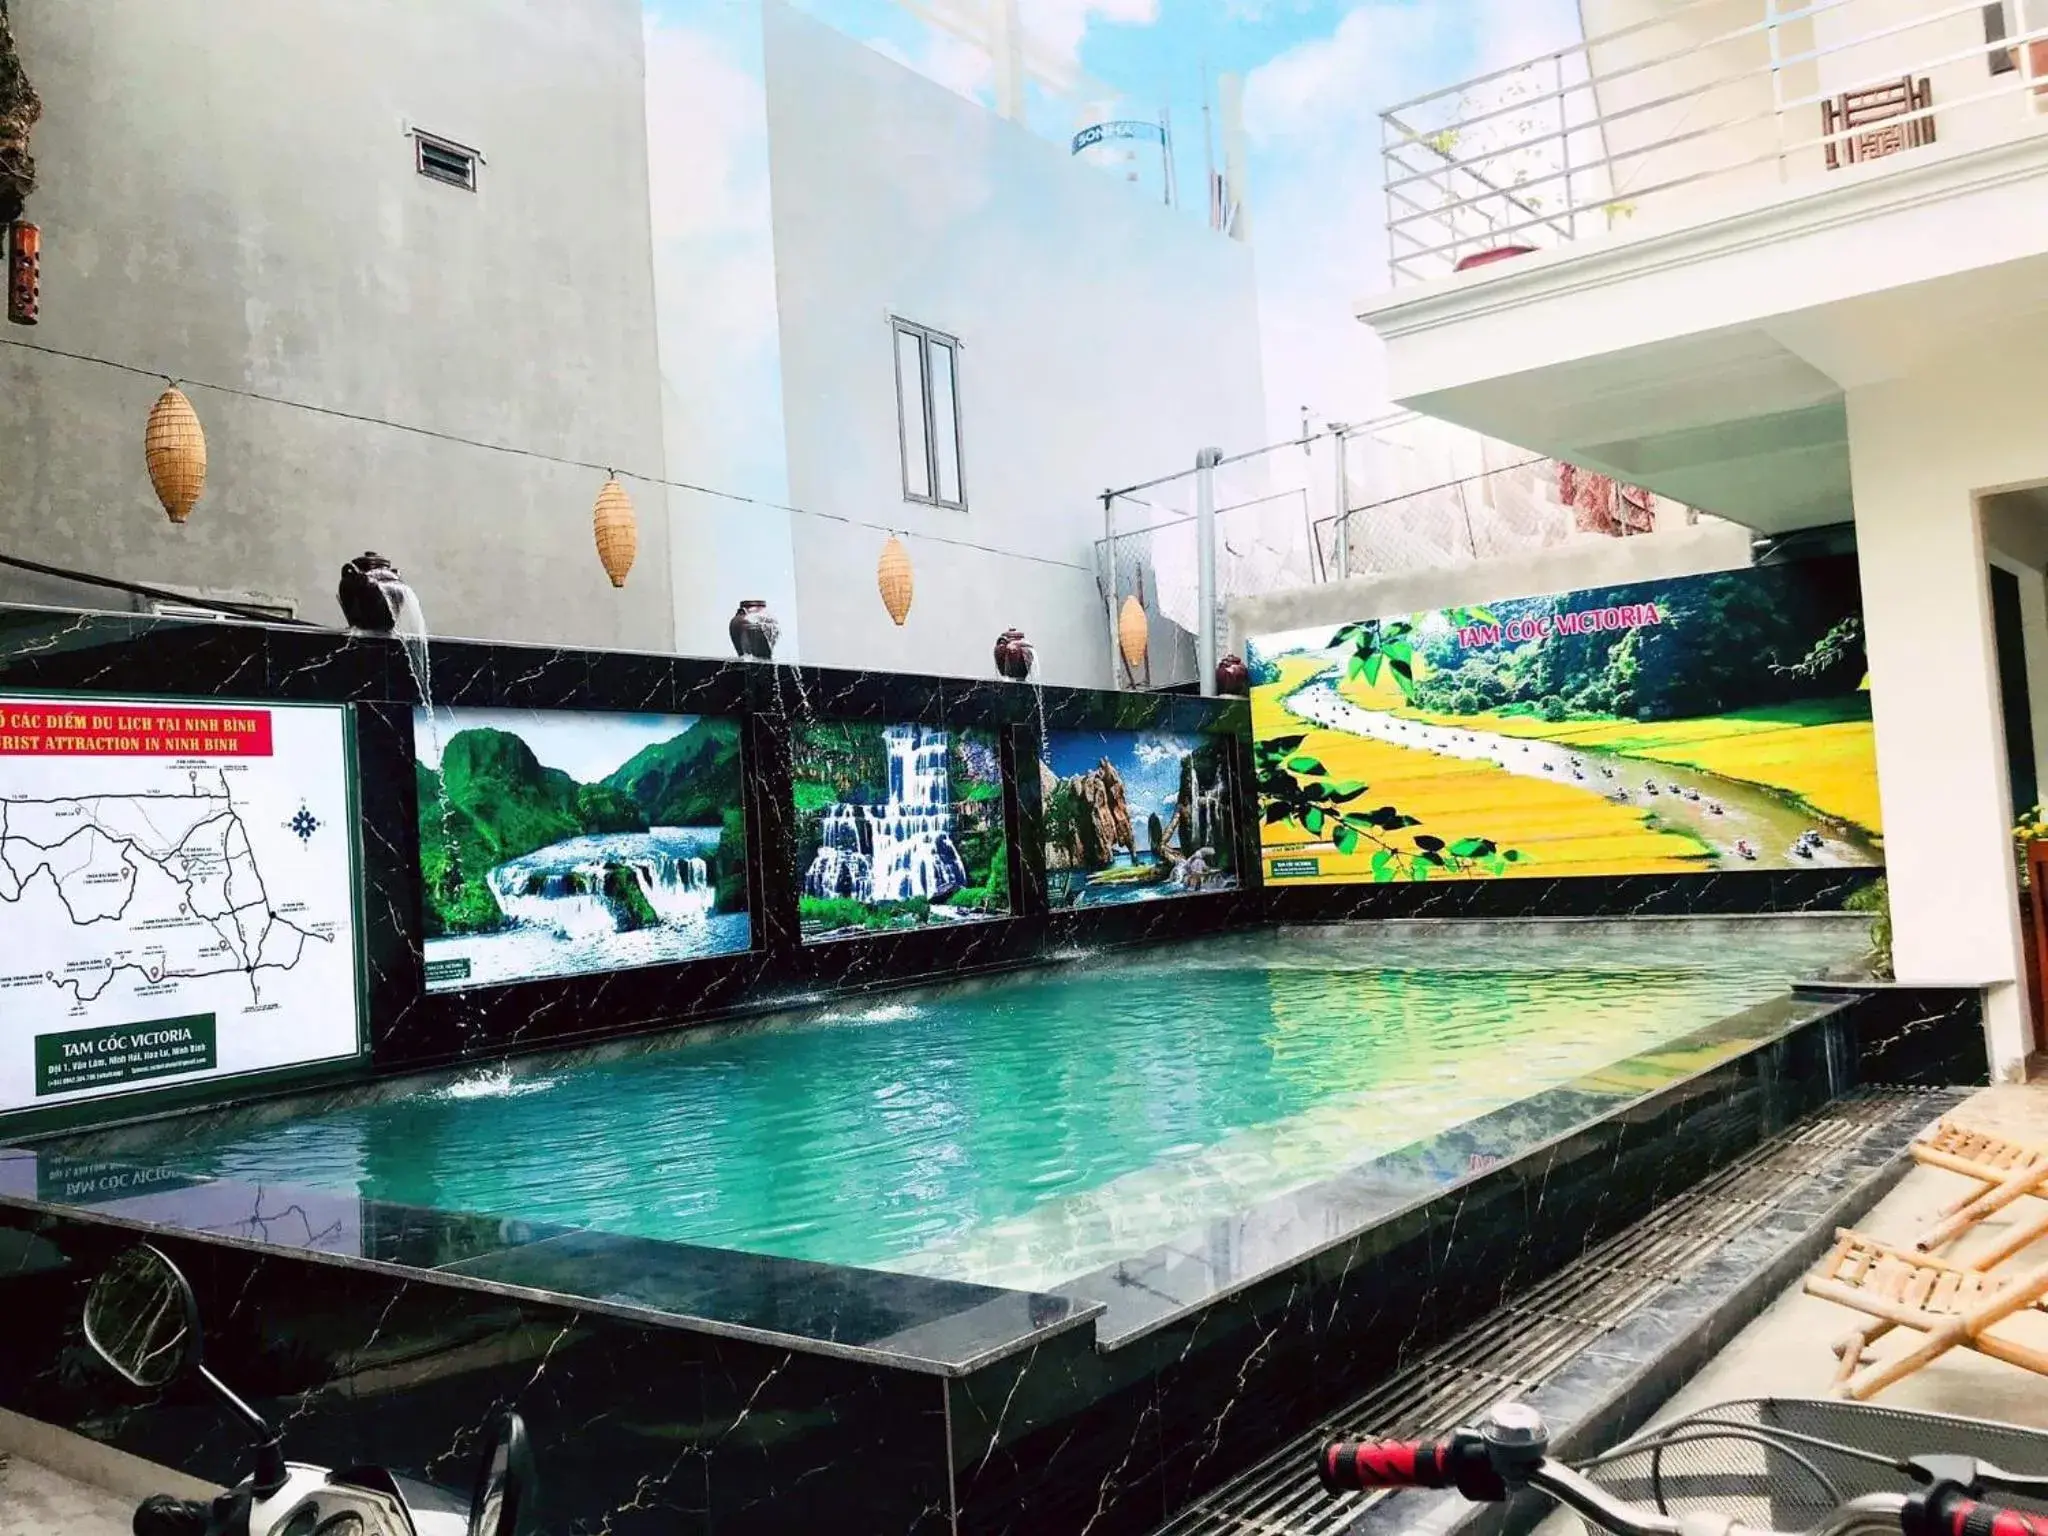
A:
[1311, 1430, 2048, 1536]
[1919, 1494, 2048, 1536]
[1319, 1438, 1498, 1498]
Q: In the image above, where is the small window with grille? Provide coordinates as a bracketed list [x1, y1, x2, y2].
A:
[414, 131, 481, 190]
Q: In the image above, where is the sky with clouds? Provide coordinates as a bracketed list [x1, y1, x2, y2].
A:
[1044, 728, 1200, 820]
[640, 0, 1583, 484]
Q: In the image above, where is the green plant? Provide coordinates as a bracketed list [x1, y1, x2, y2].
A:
[1844, 877, 1893, 979]
[1252, 729, 1524, 882]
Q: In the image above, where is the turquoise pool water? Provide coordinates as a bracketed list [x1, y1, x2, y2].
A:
[123, 920, 1865, 1290]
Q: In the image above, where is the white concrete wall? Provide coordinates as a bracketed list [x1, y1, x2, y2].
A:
[1573, 0, 2033, 239]
[2, 0, 671, 649]
[759, 0, 1267, 688]
[1579, 0, 1817, 227]
[1848, 311, 2048, 1081]
[1228, 516, 1753, 651]
[1813, 0, 2021, 157]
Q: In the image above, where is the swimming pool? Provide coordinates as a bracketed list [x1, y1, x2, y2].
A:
[91, 919, 1867, 1292]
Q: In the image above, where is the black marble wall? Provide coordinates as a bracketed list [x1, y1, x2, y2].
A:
[0, 605, 1260, 1135]
[1267, 866, 1880, 922]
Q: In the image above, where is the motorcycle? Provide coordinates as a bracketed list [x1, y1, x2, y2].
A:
[82, 1242, 535, 1536]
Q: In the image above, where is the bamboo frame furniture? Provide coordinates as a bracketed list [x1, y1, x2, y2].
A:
[1821, 76, 1935, 171]
[1910, 1118, 2048, 1266]
[1806, 1229, 2048, 1399]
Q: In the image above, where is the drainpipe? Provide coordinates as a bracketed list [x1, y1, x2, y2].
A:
[1332, 425, 1352, 581]
[1196, 447, 1222, 696]
[1103, 490, 1121, 690]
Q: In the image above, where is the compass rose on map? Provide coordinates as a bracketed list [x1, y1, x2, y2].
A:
[286, 803, 322, 846]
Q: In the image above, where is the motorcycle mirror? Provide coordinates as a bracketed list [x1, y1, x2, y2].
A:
[468, 1410, 535, 1536]
[83, 1244, 202, 1390]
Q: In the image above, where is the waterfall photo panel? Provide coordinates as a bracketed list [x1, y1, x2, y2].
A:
[412, 707, 751, 992]
[1041, 730, 1240, 909]
[1247, 556, 1883, 886]
[793, 721, 1009, 942]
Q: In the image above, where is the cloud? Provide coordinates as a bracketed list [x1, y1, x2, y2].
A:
[641, 10, 789, 500]
[1132, 734, 1190, 768]
[867, 29, 995, 102]
[643, 14, 772, 246]
[1021, 0, 1160, 72]
[1238, 0, 1582, 439]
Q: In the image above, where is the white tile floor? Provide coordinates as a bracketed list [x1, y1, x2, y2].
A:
[0, 1452, 135, 1536]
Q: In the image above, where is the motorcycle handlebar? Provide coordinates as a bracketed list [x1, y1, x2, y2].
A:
[1919, 1494, 2048, 1536]
[1317, 1435, 1506, 1502]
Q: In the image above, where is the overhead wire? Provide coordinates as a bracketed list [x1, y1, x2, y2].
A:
[0, 334, 1098, 576]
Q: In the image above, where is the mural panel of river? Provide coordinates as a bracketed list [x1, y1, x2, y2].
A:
[794, 721, 1007, 941]
[414, 708, 750, 991]
[1042, 730, 1240, 908]
[1247, 556, 1884, 884]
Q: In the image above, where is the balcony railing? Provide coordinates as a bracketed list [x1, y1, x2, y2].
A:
[1379, 0, 2048, 285]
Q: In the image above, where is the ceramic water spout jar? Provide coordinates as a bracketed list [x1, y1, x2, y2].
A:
[994, 629, 1034, 680]
[338, 553, 408, 632]
[730, 600, 779, 661]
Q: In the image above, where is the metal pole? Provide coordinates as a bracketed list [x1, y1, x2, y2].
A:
[1102, 491, 1121, 690]
[1159, 108, 1175, 208]
[1196, 447, 1221, 695]
[1332, 426, 1351, 581]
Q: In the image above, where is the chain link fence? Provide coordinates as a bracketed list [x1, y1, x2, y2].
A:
[1095, 417, 1737, 692]
[1096, 436, 1329, 691]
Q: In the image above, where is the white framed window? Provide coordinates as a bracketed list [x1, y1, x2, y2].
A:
[893, 318, 965, 510]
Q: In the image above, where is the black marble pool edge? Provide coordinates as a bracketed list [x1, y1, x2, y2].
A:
[0, 983, 1987, 1536]
[8, 968, 1953, 1376]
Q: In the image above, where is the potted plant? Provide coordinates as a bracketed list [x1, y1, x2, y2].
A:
[2015, 803, 2048, 1048]
[1844, 877, 1892, 980]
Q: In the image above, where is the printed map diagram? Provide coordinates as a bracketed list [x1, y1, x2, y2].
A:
[0, 770, 324, 1004]
[0, 697, 362, 1111]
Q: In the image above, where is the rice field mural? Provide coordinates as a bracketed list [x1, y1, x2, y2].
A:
[1248, 556, 1882, 884]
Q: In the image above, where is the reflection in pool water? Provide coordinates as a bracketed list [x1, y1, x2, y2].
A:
[124, 921, 1865, 1291]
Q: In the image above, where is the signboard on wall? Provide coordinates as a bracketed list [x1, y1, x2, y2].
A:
[1041, 729, 1239, 908]
[1247, 557, 1883, 885]
[1072, 120, 1165, 154]
[0, 695, 363, 1115]
[415, 707, 752, 992]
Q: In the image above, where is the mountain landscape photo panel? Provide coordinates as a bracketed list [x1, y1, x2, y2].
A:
[413, 707, 751, 991]
[1041, 729, 1239, 909]
[792, 721, 1009, 942]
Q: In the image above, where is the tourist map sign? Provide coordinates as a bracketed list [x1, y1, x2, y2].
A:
[0, 695, 362, 1115]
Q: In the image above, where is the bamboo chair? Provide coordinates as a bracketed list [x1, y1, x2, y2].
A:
[1910, 1119, 2048, 1266]
[1806, 1230, 2048, 1400]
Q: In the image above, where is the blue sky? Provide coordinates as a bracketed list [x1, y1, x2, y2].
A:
[417, 708, 711, 784]
[1045, 729, 1195, 821]
[643, 0, 1583, 448]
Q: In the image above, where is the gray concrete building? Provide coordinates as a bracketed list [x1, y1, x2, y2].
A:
[0, 0, 671, 650]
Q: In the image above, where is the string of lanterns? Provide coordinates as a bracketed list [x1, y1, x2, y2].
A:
[128, 380, 1157, 650]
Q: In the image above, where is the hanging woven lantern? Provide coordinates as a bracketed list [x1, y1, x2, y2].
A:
[1118, 594, 1148, 673]
[144, 386, 207, 525]
[877, 535, 913, 626]
[592, 476, 637, 588]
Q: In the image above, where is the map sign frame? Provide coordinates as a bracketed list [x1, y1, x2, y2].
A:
[0, 692, 366, 1120]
